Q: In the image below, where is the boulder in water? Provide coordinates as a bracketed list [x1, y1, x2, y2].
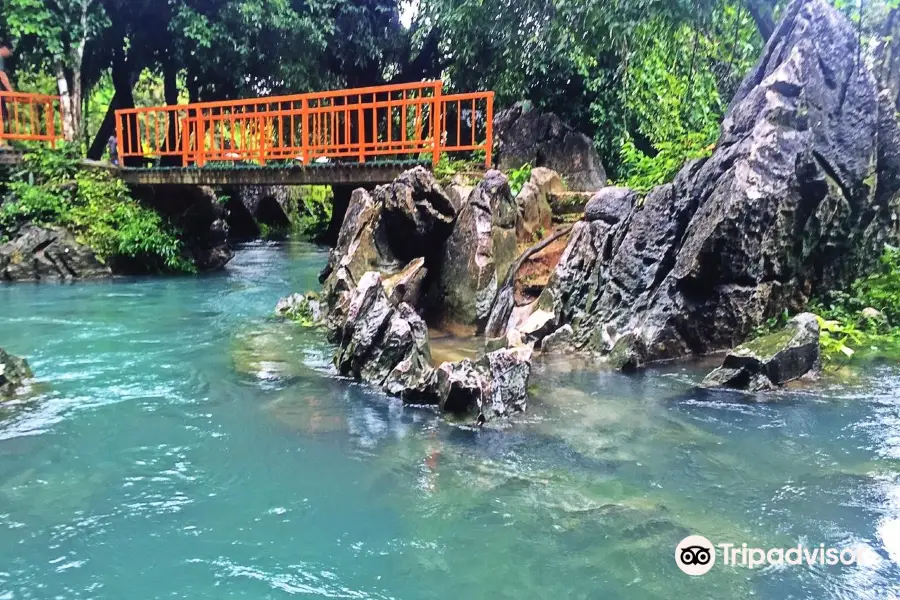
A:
[406, 346, 532, 423]
[703, 313, 821, 392]
[0, 347, 32, 398]
[275, 293, 324, 325]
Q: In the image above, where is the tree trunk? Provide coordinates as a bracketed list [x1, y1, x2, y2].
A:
[87, 48, 138, 161]
[86, 90, 120, 160]
[161, 54, 180, 166]
[57, 65, 80, 143]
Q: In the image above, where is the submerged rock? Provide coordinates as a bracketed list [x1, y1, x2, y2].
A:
[0, 225, 111, 281]
[538, 0, 900, 365]
[0, 347, 31, 398]
[703, 313, 821, 392]
[494, 103, 608, 192]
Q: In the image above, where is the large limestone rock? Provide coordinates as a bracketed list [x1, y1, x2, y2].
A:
[322, 269, 532, 422]
[431, 170, 519, 330]
[494, 103, 608, 192]
[375, 167, 457, 263]
[330, 271, 433, 391]
[319, 167, 457, 311]
[703, 313, 820, 392]
[537, 0, 900, 364]
[0, 225, 111, 281]
[0, 347, 32, 397]
[515, 167, 560, 242]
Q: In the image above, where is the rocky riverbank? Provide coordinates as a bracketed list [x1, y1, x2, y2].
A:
[278, 0, 900, 419]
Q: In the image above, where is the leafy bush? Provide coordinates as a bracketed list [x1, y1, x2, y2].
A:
[508, 162, 532, 197]
[810, 246, 900, 365]
[619, 134, 715, 193]
[0, 144, 194, 273]
[287, 185, 333, 238]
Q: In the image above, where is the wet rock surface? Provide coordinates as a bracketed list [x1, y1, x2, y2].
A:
[703, 313, 821, 392]
[275, 293, 324, 325]
[537, 0, 900, 365]
[0, 225, 111, 281]
[0, 347, 31, 398]
[319, 167, 456, 307]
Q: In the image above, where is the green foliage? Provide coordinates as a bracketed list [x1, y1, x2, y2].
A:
[0, 145, 194, 273]
[287, 185, 333, 239]
[507, 163, 532, 197]
[619, 134, 715, 193]
[432, 153, 484, 186]
[752, 309, 791, 339]
[617, 7, 759, 190]
[811, 247, 900, 365]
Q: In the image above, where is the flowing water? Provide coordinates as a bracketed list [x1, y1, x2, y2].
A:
[1, 241, 900, 600]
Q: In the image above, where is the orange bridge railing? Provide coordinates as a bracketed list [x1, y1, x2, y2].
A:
[114, 81, 494, 168]
[0, 92, 64, 145]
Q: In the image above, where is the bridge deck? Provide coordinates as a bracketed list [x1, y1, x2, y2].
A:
[107, 160, 428, 186]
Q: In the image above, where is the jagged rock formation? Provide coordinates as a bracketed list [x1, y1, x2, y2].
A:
[703, 313, 821, 391]
[430, 170, 519, 330]
[534, 0, 900, 364]
[0, 347, 32, 398]
[0, 225, 111, 281]
[515, 167, 558, 243]
[296, 166, 536, 422]
[319, 167, 457, 303]
[325, 270, 531, 423]
[494, 102, 608, 192]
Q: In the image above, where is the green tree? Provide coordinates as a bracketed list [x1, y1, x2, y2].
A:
[1, 0, 108, 141]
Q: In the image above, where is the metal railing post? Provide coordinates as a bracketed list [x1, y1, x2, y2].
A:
[301, 97, 309, 164]
[432, 81, 442, 167]
[181, 118, 190, 166]
[197, 112, 206, 167]
[485, 92, 494, 169]
[259, 115, 267, 165]
[115, 112, 124, 163]
[357, 102, 366, 163]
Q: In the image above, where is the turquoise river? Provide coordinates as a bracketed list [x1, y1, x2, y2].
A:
[1, 241, 900, 599]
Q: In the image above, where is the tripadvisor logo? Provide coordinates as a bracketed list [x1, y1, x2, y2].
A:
[675, 535, 716, 576]
[675, 535, 869, 576]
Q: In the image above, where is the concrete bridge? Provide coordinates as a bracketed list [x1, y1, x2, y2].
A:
[1, 81, 494, 187]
